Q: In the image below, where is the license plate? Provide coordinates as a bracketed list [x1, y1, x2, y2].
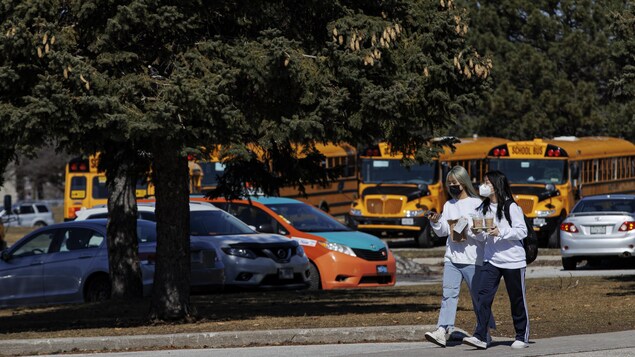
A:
[533, 218, 546, 226]
[401, 218, 414, 225]
[376, 265, 389, 275]
[590, 226, 606, 234]
[278, 268, 294, 280]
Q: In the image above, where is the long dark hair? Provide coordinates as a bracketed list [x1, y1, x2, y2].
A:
[478, 170, 515, 221]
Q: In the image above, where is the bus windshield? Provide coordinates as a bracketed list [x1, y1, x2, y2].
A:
[489, 159, 567, 185]
[361, 159, 437, 185]
[199, 161, 225, 188]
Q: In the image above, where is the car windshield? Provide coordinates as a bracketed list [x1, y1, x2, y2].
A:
[572, 199, 635, 213]
[266, 203, 352, 232]
[190, 210, 255, 236]
[361, 158, 437, 184]
[489, 159, 567, 185]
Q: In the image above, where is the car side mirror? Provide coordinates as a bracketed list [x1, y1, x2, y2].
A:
[257, 224, 275, 234]
[1, 250, 10, 262]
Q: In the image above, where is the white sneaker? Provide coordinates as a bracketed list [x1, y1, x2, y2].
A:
[424, 327, 447, 347]
[462, 336, 487, 349]
[511, 340, 529, 349]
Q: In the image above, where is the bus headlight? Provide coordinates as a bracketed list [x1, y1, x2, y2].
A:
[349, 209, 362, 216]
[405, 209, 425, 217]
[319, 241, 357, 257]
[535, 209, 556, 217]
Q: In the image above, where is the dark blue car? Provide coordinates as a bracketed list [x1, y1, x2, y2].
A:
[0, 219, 224, 308]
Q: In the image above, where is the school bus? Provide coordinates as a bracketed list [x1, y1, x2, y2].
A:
[63, 155, 155, 221]
[195, 143, 358, 216]
[346, 136, 509, 248]
[487, 136, 635, 248]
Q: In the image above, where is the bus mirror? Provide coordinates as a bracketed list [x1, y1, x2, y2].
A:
[337, 180, 345, 193]
[418, 184, 430, 195]
[3, 195, 11, 213]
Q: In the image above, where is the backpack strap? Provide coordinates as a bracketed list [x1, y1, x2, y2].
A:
[503, 199, 514, 225]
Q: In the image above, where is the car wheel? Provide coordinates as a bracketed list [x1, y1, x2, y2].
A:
[84, 275, 111, 303]
[33, 221, 47, 228]
[415, 224, 434, 248]
[307, 262, 321, 291]
[562, 257, 577, 270]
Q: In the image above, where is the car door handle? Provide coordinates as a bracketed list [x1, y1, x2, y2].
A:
[30, 261, 43, 266]
[78, 256, 93, 259]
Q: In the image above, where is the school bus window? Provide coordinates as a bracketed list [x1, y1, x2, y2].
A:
[92, 176, 109, 199]
[70, 177, 87, 199]
[489, 159, 566, 184]
[360, 159, 437, 184]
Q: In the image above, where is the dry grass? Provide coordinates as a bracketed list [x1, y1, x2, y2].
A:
[1, 275, 635, 341]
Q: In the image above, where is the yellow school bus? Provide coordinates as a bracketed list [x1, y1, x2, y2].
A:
[63, 155, 154, 221]
[487, 136, 635, 247]
[346, 136, 509, 247]
[195, 143, 358, 216]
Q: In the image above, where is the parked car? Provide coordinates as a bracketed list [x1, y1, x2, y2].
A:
[202, 196, 397, 290]
[76, 202, 311, 290]
[0, 202, 55, 227]
[560, 194, 635, 270]
[0, 219, 224, 308]
[75, 204, 157, 221]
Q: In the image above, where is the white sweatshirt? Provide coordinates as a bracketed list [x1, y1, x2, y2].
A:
[476, 202, 528, 269]
[430, 197, 485, 265]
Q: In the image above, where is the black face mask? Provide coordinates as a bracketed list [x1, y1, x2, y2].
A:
[448, 185, 462, 197]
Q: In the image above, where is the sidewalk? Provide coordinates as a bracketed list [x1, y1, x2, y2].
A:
[2, 325, 635, 356]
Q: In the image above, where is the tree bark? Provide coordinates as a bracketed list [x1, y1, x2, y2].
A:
[106, 156, 143, 300]
[149, 143, 192, 321]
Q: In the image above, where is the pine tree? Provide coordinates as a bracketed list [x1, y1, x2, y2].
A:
[1, 0, 489, 320]
[460, 0, 629, 140]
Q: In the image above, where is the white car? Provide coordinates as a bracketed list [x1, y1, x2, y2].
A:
[560, 194, 635, 270]
[76, 202, 311, 289]
[1, 202, 56, 227]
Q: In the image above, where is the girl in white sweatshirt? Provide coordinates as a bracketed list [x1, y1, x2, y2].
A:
[462, 170, 530, 350]
[424, 166, 494, 348]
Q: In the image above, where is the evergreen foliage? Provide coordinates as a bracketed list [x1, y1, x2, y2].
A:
[460, 0, 634, 141]
[1, 0, 487, 320]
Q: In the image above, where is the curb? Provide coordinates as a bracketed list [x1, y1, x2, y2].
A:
[0, 325, 441, 356]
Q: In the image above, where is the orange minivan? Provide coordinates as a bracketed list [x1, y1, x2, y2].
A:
[196, 196, 396, 290]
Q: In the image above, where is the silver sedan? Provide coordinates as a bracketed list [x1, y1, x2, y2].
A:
[560, 194, 635, 270]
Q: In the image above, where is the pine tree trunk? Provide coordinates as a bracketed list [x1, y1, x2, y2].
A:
[106, 159, 143, 300]
[149, 144, 192, 321]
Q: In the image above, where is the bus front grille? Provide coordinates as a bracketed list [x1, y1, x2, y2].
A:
[516, 199, 534, 215]
[366, 198, 403, 214]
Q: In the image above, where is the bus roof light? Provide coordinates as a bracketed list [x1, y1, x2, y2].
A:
[500, 148, 507, 156]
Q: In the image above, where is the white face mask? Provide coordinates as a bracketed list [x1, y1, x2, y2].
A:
[479, 183, 493, 197]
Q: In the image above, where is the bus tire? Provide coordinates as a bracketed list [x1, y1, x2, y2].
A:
[562, 257, 577, 270]
[415, 225, 434, 248]
[307, 262, 321, 290]
[548, 213, 565, 248]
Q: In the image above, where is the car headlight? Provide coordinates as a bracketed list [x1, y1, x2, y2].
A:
[349, 209, 362, 216]
[319, 241, 356, 257]
[296, 245, 305, 257]
[222, 247, 256, 259]
[535, 210, 556, 217]
[405, 209, 425, 218]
